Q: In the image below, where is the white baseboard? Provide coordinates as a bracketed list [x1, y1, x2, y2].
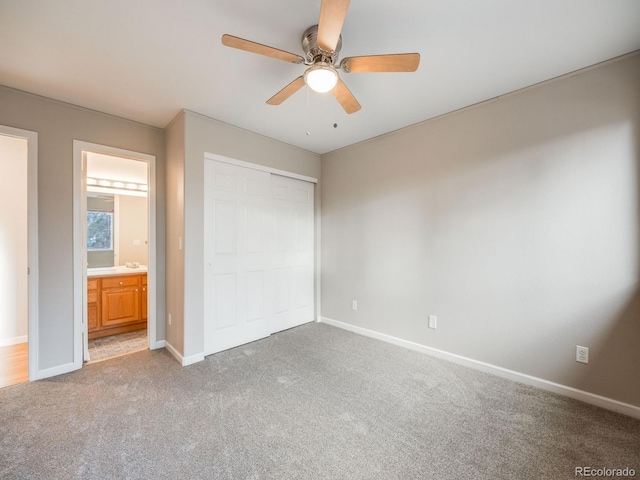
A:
[182, 352, 205, 366]
[0, 335, 28, 347]
[150, 340, 166, 350]
[164, 341, 182, 364]
[36, 361, 78, 381]
[318, 316, 640, 420]
[164, 341, 205, 366]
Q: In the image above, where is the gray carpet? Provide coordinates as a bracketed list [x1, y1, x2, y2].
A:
[1, 323, 638, 479]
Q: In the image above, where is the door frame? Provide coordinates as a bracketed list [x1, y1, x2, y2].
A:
[72, 141, 158, 369]
[0, 125, 38, 381]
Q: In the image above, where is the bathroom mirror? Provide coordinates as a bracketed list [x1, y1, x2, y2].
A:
[86, 191, 148, 269]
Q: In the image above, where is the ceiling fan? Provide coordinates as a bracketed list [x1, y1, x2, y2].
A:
[221, 0, 420, 114]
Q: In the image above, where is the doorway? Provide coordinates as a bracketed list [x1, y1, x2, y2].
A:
[0, 125, 38, 386]
[73, 141, 157, 368]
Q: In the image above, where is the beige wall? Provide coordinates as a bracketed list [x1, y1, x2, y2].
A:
[165, 110, 321, 359]
[0, 85, 166, 372]
[165, 111, 186, 353]
[117, 194, 149, 266]
[321, 53, 640, 407]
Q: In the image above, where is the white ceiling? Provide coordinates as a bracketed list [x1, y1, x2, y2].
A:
[1, 1, 639, 155]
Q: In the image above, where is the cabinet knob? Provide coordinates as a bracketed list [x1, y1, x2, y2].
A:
[119, 281, 123, 285]
[142, 287, 146, 291]
[135, 289, 138, 292]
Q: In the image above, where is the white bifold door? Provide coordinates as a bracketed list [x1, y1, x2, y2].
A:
[204, 159, 314, 356]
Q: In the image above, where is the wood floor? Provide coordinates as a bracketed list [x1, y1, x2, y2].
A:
[0, 343, 28, 389]
[0, 334, 146, 387]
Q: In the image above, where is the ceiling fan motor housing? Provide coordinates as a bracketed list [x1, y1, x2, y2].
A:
[302, 25, 342, 65]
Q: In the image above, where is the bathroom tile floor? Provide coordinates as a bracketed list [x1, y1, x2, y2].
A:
[88, 329, 147, 363]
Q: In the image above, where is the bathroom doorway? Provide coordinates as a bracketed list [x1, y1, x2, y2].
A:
[73, 141, 158, 367]
[0, 125, 38, 386]
[85, 153, 148, 362]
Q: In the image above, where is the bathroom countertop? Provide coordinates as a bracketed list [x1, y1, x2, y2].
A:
[87, 265, 148, 277]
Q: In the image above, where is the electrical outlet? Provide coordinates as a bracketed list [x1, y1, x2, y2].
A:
[352, 300, 358, 311]
[428, 315, 437, 329]
[576, 345, 589, 364]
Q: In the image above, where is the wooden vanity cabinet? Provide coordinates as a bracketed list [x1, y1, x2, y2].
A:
[141, 275, 148, 321]
[87, 278, 99, 333]
[88, 273, 147, 339]
[101, 275, 140, 327]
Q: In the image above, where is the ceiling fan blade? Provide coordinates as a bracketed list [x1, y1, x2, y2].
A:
[341, 53, 420, 73]
[266, 76, 306, 105]
[332, 78, 361, 114]
[317, 0, 350, 52]
[222, 34, 304, 64]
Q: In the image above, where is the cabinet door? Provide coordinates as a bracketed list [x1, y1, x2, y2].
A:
[87, 303, 99, 332]
[87, 283, 99, 332]
[141, 284, 147, 320]
[101, 286, 140, 327]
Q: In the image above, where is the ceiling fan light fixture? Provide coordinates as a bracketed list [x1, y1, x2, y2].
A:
[304, 62, 338, 93]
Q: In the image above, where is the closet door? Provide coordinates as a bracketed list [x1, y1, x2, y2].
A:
[204, 159, 315, 355]
[271, 174, 315, 333]
[204, 160, 273, 355]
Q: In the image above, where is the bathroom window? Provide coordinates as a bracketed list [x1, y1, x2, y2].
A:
[87, 211, 113, 250]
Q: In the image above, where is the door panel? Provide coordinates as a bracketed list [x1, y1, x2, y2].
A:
[296, 209, 312, 252]
[214, 201, 236, 254]
[204, 161, 273, 355]
[271, 174, 314, 333]
[214, 170, 236, 190]
[245, 205, 265, 253]
[274, 268, 291, 314]
[274, 209, 291, 252]
[213, 273, 237, 330]
[246, 271, 265, 323]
